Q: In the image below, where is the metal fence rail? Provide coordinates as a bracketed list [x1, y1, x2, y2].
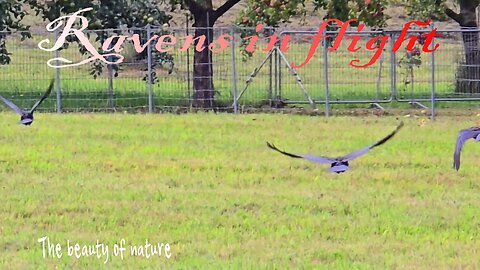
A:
[0, 25, 479, 117]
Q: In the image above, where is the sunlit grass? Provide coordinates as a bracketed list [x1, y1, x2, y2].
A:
[0, 113, 479, 268]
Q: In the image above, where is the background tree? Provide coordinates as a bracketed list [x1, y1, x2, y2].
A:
[25, 0, 171, 79]
[0, 0, 30, 65]
[164, 0, 246, 108]
[30, 0, 252, 108]
[404, 0, 480, 93]
[236, 0, 306, 61]
[312, 0, 387, 26]
[25, 0, 171, 107]
[443, 0, 480, 93]
[165, 0, 382, 108]
[237, 0, 387, 57]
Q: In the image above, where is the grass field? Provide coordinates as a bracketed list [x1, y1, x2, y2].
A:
[1, 112, 479, 269]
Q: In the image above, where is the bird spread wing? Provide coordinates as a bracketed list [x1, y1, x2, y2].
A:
[30, 79, 54, 113]
[344, 122, 404, 161]
[453, 127, 480, 171]
[0, 95, 24, 115]
[266, 142, 334, 164]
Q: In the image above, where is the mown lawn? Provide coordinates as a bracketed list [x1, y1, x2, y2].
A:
[0, 113, 479, 269]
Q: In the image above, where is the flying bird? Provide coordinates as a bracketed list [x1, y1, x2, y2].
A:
[0, 79, 54, 125]
[266, 122, 404, 174]
[453, 127, 480, 171]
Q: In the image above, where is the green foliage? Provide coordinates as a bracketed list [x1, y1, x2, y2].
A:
[162, 0, 191, 11]
[313, 0, 388, 27]
[237, 0, 388, 28]
[25, 0, 172, 80]
[236, 0, 389, 60]
[25, 0, 170, 28]
[0, 0, 31, 65]
[398, 34, 425, 91]
[401, 0, 448, 21]
[236, 0, 306, 60]
[237, 0, 306, 27]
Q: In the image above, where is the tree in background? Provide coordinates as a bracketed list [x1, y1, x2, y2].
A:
[0, 0, 30, 65]
[29, 0, 252, 108]
[163, 0, 243, 107]
[237, 0, 387, 61]
[162, 0, 385, 108]
[404, 0, 480, 93]
[444, 0, 480, 94]
[25, 0, 172, 80]
[313, 0, 387, 26]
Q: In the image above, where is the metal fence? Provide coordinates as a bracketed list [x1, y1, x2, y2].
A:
[0, 25, 479, 117]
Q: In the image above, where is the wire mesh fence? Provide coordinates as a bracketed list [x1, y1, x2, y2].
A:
[0, 25, 479, 115]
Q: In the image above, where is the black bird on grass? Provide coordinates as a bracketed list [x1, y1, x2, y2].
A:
[267, 122, 404, 174]
[453, 127, 480, 171]
[0, 79, 54, 125]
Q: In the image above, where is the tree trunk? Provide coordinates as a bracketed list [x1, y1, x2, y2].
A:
[192, 13, 215, 107]
[458, 27, 480, 93]
[446, 0, 480, 93]
[185, 0, 241, 108]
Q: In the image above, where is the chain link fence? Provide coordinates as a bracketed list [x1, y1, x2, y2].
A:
[0, 25, 478, 116]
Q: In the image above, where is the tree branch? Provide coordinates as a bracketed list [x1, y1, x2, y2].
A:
[213, 0, 241, 21]
[445, 8, 462, 24]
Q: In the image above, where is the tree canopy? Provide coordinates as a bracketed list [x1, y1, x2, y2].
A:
[0, 0, 30, 65]
[0, 0, 470, 68]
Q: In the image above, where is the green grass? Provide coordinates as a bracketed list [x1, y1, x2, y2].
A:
[1, 113, 480, 269]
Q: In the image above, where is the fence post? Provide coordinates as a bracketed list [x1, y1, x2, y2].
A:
[268, 42, 273, 106]
[107, 58, 115, 109]
[54, 28, 61, 113]
[278, 41, 282, 101]
[146, 24, 153, 113]
[323, 36, 330, 117]
[186, 14, 192, 107]
[390, 32, 397, 101]
[230, 26, 238, 114]
[274, 46, 278, 103]
[207, 11, 213, 108]
[430, 23, 436, 120]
